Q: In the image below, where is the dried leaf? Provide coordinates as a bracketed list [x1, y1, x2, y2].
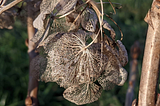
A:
[63, 83, 102, 105]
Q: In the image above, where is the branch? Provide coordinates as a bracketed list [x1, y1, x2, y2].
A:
[0, 0, 23, 15]
[138, 0, 160, 105]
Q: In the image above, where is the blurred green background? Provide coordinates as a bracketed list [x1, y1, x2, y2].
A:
[0, 0, 153, 106]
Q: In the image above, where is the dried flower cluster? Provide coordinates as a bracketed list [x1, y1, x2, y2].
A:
[30, 0, 128, 105]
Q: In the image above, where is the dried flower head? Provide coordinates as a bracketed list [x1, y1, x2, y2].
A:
[30, 0, 128, 105]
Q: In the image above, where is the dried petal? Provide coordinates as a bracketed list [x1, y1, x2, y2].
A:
[81, 8, 98, 32]
[116, 40, 128, 66]
[98, 43, 128, 90]
[103, 20, 116, 40]
[33, 0, 60, 30]
[63, 83, 102, 105]
[98, 61, 119, 90]
[117, 67, 127, 86]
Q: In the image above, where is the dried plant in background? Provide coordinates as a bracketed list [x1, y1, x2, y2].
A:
[125, 41, 141, 106]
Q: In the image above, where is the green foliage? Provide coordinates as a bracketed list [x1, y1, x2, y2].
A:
[0, 21, 28, 106]
[0, 0, 153, 106]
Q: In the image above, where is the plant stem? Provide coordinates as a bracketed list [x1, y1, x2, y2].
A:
[25, 1, 39, 106]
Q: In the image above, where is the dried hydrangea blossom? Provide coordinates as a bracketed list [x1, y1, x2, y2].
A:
[30, 28, 128, 105]
[0, 0, 129, 105]
[29, 0, 128, 104]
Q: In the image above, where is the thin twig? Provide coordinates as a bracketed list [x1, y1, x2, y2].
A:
[106, 14, 123, 41]
[108, 0, 116, 14]
[26, 0, 38, 105]
[96, 2, 121, 5]
[100, 0, 104, 69]
[0, 0, 6, 7]
[0, 0, 23, 15]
